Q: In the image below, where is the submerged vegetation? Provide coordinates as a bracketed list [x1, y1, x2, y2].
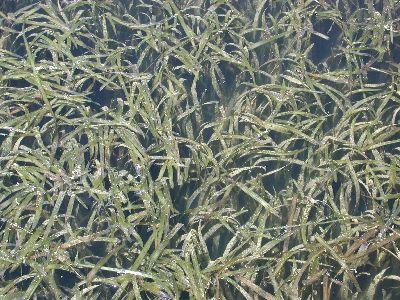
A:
[1, 0, 400, 298]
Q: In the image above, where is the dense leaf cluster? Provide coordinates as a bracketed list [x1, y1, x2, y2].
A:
[1, 0, 400, 299]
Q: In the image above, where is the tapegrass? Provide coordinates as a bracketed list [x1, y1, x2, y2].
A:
[1, 0, 400, 299]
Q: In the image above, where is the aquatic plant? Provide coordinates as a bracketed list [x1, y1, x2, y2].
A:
[1, 0, 400, 298]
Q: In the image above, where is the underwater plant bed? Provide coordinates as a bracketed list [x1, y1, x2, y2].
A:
[1, 0, 400, 299]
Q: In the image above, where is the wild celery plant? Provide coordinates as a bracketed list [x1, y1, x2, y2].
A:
[1, 0, 400, 299]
